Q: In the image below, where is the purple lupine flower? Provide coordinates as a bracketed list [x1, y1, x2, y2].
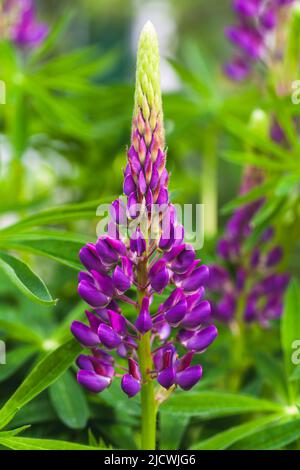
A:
[208, 165, 289, 327]
[224, 0, 295, 80]
[1, 0, 48, 48]
[71, 22, 217, 399]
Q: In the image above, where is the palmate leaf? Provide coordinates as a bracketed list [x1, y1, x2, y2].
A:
[49, 370, 89, 430]
[0, 338, 82, 430]
[36, 45, 120, 80]
[221, 114, 290, 161]
[0, 436, 104, 451]
[28, 79, 94, 140]
[0, 252, 55, 306]
[161, 391, 282, 418]
[230, 417, 300, 450]
[190, 414, 282, 450]
[28, 10, 74, 65]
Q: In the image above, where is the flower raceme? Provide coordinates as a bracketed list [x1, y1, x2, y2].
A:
[224, 0, 295, 81]
[71, 22, 218, 399]
[208, 165, 289, 327]
[1, 0, 48, 48]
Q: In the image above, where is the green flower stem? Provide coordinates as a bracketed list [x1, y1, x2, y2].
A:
[202, 126, 218, 239]
[137, 260, 157, 450]
[137, 330, 157, 450]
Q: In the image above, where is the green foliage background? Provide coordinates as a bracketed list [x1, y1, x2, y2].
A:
[0, 0, 300, 451]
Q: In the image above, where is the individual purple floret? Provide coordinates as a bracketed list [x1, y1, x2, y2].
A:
[1, 0, 48, 48]
[70, 22, 217, 399]
[208, 165, 289, 327]
[224, 0, 295, 80]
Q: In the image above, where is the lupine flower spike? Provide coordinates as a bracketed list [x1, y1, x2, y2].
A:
[0, 0, 48, 48]
[208, 164, 289, 327]
[224, 0, 295, 81]
[71, 21, 217, 449]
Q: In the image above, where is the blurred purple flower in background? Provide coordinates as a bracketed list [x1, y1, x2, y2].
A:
[71, 22, 217, 398]
[224, 0, 295, 80]
[1, 0, 48, 48]
[208, 165, 289, 328]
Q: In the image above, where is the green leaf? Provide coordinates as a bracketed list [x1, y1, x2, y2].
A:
[255, 352, 288, 402]
[221, 180, 274, 215]
[230, 417, 300, 450]
[0, 346, 37, 383]
[3, 231, 87, 270]
[0, 317, 43, 345]
[10, 398, 56, 427]
[0, 197, 113, 235]
[0, 252, 55, 306]
[290, 365, 300, 382]
[222, 151, 286, 172]
[159, 413, 189, 450]
[222, 115, 290, 161]
[28, 11, 74, 65]
[251, 197, 284, 228]
[190, 414, 281, 450]
[161, 391, 282, 418]
[168, 58, 211, 98]
[49, 370, 89, 429]
[0, 436, 103, 450]
[0, 338, 82, 429]
[52, 301, 86, 344]
[0, 426, 31, 438]
[281, 279, 300, 400]
[275, 174, 300, 197]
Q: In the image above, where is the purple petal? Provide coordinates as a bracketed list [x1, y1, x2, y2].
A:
[176, 365, 202, 390]
[121, 374, 141, 397]
[92, 270, 114, 297]
[149, 259, 170, 293]
[110, 199, 127, 225]
[165, 298, 187, 326]
[266, 246, 283, 267]
[79, 243, 104, 273]
[123, 174, 136, 196]
[182, 300, 211, 329]
[179, 265, 209, 292]
[113, 265, 131, 294]
[130, 228, 146, 256]
[108, 309, 126, 336]
[71, 321, 100, 347]
[76, 354, 94, 371]
[157, 366, 176, 389]
[96, 238, 118, 265]
[85, 310, 102, 332]
[185, 325, 218, 352]
[77, 370, 111, 393]
[135, 297, 153, 334]
[98, 324, 122, 349]
[128, 357, 141, 381]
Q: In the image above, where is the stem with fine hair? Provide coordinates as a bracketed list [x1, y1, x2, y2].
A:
[137, 259, 157, 450]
